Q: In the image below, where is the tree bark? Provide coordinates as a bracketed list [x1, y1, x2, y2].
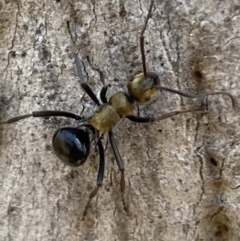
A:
[1, 0, 240, 240]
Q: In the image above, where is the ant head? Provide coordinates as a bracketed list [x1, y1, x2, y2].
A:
[147, 72, 160, 87]
[127, 71, 160, 103]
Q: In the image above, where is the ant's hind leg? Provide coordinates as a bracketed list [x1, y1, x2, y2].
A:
[82, 138, 105, 220]
[1, 110, 84, 124]
[108, 130, 128, 213]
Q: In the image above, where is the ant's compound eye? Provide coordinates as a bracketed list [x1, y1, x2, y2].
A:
[127, 72, 160, 102]
[52, 127, 91, 166]
[147, 72, 160, 87]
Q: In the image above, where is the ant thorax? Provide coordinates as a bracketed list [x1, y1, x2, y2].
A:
[89, 91, 134, 135]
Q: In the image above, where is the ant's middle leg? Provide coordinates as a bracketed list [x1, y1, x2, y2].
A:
[74, 53, 101, 106]
[98, 68, 110, 104]
[67, 21, 111, 106]
[75, 52, 110, 105]
[126, 109, 206, 123]
[67, 21, 101, 106]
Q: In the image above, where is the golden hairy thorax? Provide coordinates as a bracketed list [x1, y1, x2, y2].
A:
[89, 72, 159, 134]
[89, 91, 134, 135]
[108, 92, 134, 118]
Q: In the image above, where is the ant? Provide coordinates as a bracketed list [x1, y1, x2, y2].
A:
[1, 0, 235, 219]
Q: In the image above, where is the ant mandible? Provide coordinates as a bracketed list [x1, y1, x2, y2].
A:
[1, 0, 235, 219]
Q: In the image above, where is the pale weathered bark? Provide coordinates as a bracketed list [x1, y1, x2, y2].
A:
[1, 0, 240, 241]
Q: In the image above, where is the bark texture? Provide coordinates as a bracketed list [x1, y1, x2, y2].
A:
[1, 0, 240, 241]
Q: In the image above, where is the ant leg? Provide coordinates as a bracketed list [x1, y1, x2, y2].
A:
[158, 86, 236, 109]
[74, 53, 101, 106]
[75, 53, 111, 105]
[99, 69, 110, 104]
[126, 109, 206, 123]
[82, 138, 105, 220]
[1, 110, 84, 124]
[108, 130, 127, 212]
[140, 0, 154, 76]
[67, 21, 100, 106]
[86, 56, 109, 104]
[100, 86, 109, 104]
[68, 22, 109, 106]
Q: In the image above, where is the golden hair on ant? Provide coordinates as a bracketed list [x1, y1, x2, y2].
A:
[1, 0, 235, 219]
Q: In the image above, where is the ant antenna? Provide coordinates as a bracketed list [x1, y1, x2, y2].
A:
[140, 0, 154, 77]
[158, 86, 236, 109]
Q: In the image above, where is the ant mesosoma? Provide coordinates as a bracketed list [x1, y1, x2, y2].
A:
[1, 0, 235, 219]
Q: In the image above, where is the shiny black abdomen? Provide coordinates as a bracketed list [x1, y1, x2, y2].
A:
[52, 127, 91, 166]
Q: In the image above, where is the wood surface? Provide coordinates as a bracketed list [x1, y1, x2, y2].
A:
[0, 0, 240, 240]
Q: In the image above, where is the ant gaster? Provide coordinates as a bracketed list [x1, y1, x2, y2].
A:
[1, 0, 235, 219]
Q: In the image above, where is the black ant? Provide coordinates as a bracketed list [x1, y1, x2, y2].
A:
[1, 0, 235, 219]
